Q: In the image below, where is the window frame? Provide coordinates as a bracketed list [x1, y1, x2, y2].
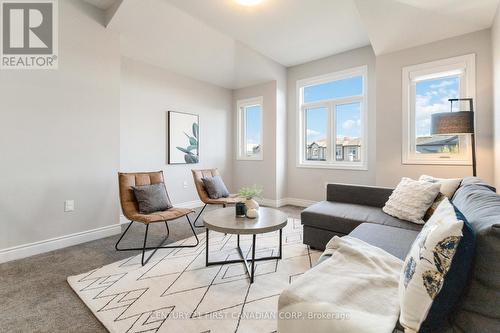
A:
[402, 54, 475, 165]
[236, 96, 264, 161]
[296, 65, 368, 170]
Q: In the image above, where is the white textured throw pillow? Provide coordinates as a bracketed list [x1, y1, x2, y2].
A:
[419, 175, 462, 198]
[399, 198, 464, 332]
[383, 177, 440, 224]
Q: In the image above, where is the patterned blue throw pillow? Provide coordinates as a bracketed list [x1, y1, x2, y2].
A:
[399, 198, 476, 332]
[419, 205, 476, 331]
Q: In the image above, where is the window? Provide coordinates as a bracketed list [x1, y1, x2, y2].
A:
[297, 66, 367, 169]
[237, 96, 263, 160]
[402, 54, 475, 165]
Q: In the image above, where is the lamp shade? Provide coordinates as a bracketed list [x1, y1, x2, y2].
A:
[431, 111, 474, 135]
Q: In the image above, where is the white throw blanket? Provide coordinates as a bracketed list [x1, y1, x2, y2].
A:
[278, 236, 403, 333]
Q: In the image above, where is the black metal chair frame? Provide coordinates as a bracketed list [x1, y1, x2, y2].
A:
[192, 203, 228, 228]
[115, 214, 199, 266]
[192, 204, 208, 228]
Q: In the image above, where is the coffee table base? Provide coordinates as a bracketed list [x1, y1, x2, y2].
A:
[205, 229, 283, 284]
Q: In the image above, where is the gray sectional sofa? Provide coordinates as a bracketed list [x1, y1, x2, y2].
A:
[302, 183, 421, 256]
[300, 177, 500, 332]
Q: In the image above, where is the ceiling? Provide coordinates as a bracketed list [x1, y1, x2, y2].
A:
[83, 0, 118, 10]
[165, 0, 370, 67]
[354, 0, 500, 55]
[83, 0, 500, 89]
[106, 0, 286, 89]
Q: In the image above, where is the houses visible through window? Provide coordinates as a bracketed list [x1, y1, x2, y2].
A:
[298, 66, 367, 169]
[402, 54, 475, 165]
[237, 96, 263, 160]
[336, 102, 361, 162]
[305, 107, 327, 161]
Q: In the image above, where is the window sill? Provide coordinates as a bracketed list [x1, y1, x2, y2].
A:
[402, 156, 472, 166]
[297, 162, 368, 171]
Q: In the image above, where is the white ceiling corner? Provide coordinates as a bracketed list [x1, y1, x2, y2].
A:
[82, 0, 120, 10]
[108, 0, 238, 88]
[354, 0, 500, 55]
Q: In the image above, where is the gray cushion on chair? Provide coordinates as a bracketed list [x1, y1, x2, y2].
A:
[132, 183, 173, 214]
[202, 175, 230, 199]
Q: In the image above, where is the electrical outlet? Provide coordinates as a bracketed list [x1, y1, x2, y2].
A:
[64, 200, 75, 212]
[183, 181, 188, 189]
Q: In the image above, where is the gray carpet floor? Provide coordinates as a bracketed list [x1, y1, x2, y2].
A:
[0, 205, 302, 333]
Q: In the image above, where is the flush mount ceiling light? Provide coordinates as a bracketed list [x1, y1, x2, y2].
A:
[235, 0, 263, 6]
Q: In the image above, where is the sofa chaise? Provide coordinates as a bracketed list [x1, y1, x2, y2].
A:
[281, 177, 500, 332]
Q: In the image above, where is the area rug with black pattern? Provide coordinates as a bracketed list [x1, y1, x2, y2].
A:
[67, 218, 321, 333]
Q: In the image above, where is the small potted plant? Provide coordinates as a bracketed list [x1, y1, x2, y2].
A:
[238, 185, 263, 211]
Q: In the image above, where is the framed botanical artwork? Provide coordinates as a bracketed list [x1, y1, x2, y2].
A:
[167, 111, 199, 164]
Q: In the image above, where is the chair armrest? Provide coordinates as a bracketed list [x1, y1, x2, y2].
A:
[326, 183, 394, 207]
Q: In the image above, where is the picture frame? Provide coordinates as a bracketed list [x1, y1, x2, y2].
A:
[167, 111, 199, 164]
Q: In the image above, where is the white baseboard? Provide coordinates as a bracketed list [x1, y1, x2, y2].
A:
[174, 199, 204, 209]
[1, 197, 314, 263]
[0, 224, 121, 264]
[258, 198, 281, 207]
[282, 197, 317, 207]
[259, 197, 317, 208]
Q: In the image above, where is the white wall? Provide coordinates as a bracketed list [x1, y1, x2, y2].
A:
[0, 0, 121, 252]
[232, 78, 287, 203]
[232, 81, 278, 200]
[286, 31, 495, 202]
[232, 50, 287, 203]
[120, 57, 234, 204]
[275, 77, 288, 201]
[493, 5, 500, 191]
[376, 29, 494, 186]
[286, 46, 377, 201]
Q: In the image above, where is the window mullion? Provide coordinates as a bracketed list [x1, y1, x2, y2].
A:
[242, 107, 247, 158]
[409, 81, 417, 156]
[238, 107, 242, 158]
[330, 101, 336, 164]
[259, 104, 263, 159]
[302, 106, 306, 162]
[243, 107, 246, 158]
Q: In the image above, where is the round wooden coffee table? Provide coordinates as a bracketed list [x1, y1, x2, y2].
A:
[203, 207, 288, 283]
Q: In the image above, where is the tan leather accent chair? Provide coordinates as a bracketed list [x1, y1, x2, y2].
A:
[191, 168, 243, 227]
[116, 171, 199, 265]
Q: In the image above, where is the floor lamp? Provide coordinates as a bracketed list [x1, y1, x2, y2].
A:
[430, 98, 476, 177]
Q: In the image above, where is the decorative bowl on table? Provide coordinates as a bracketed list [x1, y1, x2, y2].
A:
[237, 185, 263, 218]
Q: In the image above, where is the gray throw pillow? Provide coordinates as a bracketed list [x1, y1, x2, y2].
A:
[132, 183, 173, 214]
[202, 176, 230, 199]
